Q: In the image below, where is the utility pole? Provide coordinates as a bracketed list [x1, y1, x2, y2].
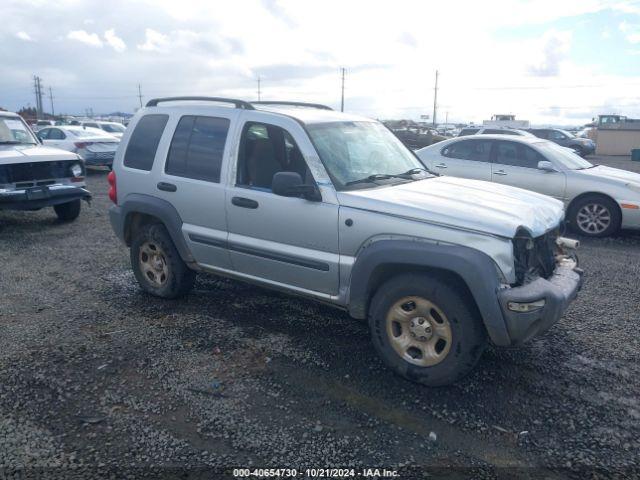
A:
[445, 111, 449, 125]
[257, 76, 261, 101]
[33, 75, 44, 120]
[432, 70, 439, 127]
[49, 87, 55, 117]
[137, 84, 143, 108]
[340, 67, 345, 112]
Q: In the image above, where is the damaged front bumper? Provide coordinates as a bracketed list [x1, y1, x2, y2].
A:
[498, 257, 583, 345]
[0, 184, 92, 210]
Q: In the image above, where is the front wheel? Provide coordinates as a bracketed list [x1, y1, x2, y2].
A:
[130, 223, 195, 298]
[369, 273, 487, 387]
[53, 199, 81, 222]
[569, 195, 621, 237]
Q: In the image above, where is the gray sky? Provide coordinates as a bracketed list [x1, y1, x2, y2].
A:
[2, 0, 640, 124]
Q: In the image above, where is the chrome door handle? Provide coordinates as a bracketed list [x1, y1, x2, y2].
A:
[435, 163, 448, 168]
[494, 170, 507, 176]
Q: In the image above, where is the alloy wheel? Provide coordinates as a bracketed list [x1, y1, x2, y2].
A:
[576, 203, 611, 235]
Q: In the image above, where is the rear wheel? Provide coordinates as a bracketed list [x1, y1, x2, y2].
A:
[53, 199, 81, 222]
[569, 195, 620, 237]
[130, 223, 195, 298]
[369, 273, 487, 386]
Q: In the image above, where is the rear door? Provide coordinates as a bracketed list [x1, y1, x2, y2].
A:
[42, 128, 69, 150]
[491, 140, 566, 200]
[434, 138, 493, 181]
[154, 112, 240, 270]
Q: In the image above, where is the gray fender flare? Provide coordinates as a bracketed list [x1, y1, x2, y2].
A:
[347, 239, 511, 346]
[109, 193, 195, 264]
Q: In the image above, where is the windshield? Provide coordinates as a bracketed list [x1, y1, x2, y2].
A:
[537, 142, 593, 169]
[558, 129, 575, 138]
[101, 123, 125, 133]
[0, 117, 37, 144]
[306, 121, 428, 190]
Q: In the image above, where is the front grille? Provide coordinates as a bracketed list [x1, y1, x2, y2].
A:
[0, 160, 79, 184]
[513, 227, 559, 285]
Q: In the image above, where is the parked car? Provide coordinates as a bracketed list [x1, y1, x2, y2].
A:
[391, 127, 446, 149]
[0, 111, 91, 221]
[36, 126, 119, 168]
[82, 121, 127, 138]
[31, 119, 55, 132]
[108, 97, 582, 386]
[458, 127, 534, 137]
[417, 135, 640, 237]
[528, 128, 595, 157]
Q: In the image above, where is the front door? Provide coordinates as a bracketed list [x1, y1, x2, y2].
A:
[225, 114, 340, 296]
[491, 140, 566, 201]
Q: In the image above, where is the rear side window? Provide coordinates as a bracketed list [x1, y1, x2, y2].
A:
[123, 114, 169, 171]
[165, 115, 229, 182]
[483, 129, 516, 135]
[458, 128, 479, 136]
[442, 139, 493, 162]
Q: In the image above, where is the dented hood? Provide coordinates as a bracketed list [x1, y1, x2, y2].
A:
[0, 144, 78, 165]
[339, 176, 564, 238]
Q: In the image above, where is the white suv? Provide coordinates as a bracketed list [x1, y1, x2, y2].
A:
[108, 97, 583, 386]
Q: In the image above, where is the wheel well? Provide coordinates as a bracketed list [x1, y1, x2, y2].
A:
[123, 212, 163, 246]
[566, 192, 621, 221]
[364, 264, 481, 319]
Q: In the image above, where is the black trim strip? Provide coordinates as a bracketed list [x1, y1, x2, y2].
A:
[188, 234, 330, 272]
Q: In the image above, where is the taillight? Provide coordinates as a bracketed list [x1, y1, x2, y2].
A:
[74, 142, 93, 149]
[107, 170, 117, 204]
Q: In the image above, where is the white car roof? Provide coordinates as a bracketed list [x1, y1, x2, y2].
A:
[0, 111, 20, 118]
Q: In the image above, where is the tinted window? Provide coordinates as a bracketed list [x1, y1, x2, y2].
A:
[48, 128, 66, 140]
[494, 141, 544, 168]
[483, 129, 517, 135]
[550, 130, 567, 140]
[442, 139, 493, 162]
[37, 128, 50, 140]
[530, 129, 549, 139]
[458, 128, 479, 136]
[165, 115, 229, 182]
[123, 114, 169, 171]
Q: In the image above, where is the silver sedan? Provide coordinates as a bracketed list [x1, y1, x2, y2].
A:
[417, 135, 640, 237]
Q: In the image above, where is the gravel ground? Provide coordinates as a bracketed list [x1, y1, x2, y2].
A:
[1, 157, 639, 479]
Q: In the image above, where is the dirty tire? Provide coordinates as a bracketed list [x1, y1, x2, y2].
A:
[568, 194, 621, 238]
[53, 199, 81, 222]
[130, 223, 195, 299]
[369, 273, 487, 387]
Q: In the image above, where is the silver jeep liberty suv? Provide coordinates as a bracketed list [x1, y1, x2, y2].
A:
[108, 97, 583, 386]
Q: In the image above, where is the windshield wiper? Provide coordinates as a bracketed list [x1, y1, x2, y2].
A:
[345, 168, 430, 187]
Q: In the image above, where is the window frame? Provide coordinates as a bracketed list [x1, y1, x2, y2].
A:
[440, 138, 494, 163]
[123, 114, 169, 172]
[163, 114, 231, 184]
[235, 120, 310, 192]
[492, 140, 544, 169]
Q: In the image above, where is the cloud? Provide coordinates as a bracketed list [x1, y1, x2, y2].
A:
[527, 30, 572, 77]
[67, 29, 103, 47]
[15, 31, 33, 42]
[104, 29, 126, 52]
[619, 20, 640, 43]
[137, 28, 169, 52]
[398, 32, 417, 48]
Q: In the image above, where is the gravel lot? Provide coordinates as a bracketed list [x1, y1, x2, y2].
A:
[1, 156, 639, 479]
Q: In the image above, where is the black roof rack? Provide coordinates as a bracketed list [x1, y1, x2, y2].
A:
[251, 101, 333, 111]
[146, 96, 255, 110]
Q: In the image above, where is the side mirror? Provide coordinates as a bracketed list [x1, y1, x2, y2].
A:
[272, 171, 321, 201]
[538, 160, 557, 172]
